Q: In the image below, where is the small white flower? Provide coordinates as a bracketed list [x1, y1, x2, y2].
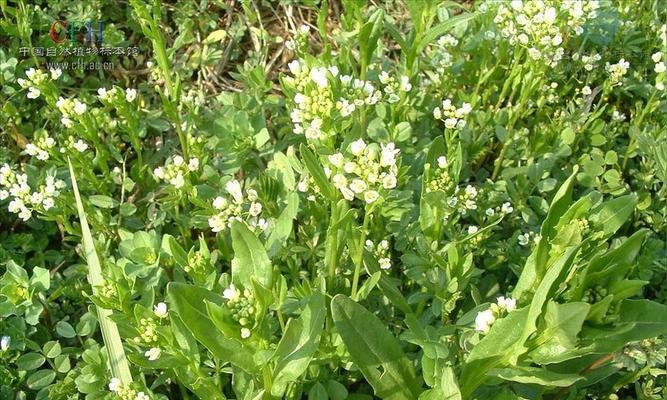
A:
[332, 174, 348, 189]
[209, 215, 226, 233]
[518, 233, 530, 246]
[249, 202, 262, 217]
[223, 283, 240, 301]
[153, 167, 164, 179]
[655, 62, 666, 73]
[240, 328, 251, 339]
[475, 309, 495, 334]
[188, 157, 199, 171]
[340, 186, 355, 201]
[380, 143, 400, 167]
[135, 392, 150, 400]
[485, 208, 495, 217]
[212, 196, 228, 210]
[225, 180, 244, 203]
[364, 190, 380, 204]
[0, 335, 9, 351]
[465, 185, 477, 198]
[27, 87, 41, 99]
[349, 138, 367, 156]
[652, 51, 663, 63]
[497, 296, 516, 312]
[169, 173, 185, 189]
[582, 86, 592, 96]
[288, 60, 302, 75]
[0, 190, 8, 200]
[42, 197, 54, 210]
[145, 347, 161, 361]
[109, 378, 121, 392]
[379, 257, 392, 270]
[246, 189, 258, 202]
[125, 88, 137, 102]
[328, 153, 345, 168]
[400, 76, 412, 92]
[468, 225, 478, 235]
[73, 100, 87, 115]
[433, 107, 442, 119]
[153, 302, 168, 318]
[172, 155, 184, 166]
[501, 202, 513, 214]
[61, 117, 73, 128]
[349, 179, 368, 194]
[50, 68, 62, 80]
[97, 87, 108, 100]
[437, 156, 448, 169]
[73, 140, 88, 153]
[382, 174, 397, 189]
[310, 67, 329, 88]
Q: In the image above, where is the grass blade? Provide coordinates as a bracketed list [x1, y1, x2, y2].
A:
[68, 158, 132, 384]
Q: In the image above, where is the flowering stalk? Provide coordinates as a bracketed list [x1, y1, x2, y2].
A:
[350, 206, 371, 299]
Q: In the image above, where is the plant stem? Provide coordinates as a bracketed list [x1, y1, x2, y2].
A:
[350, 208, 371, 299]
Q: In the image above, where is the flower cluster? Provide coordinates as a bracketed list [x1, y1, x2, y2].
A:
[109, 378, 150, 400]
[285, 24, 311, 52]
[326, 139, 400, 204]
[573, 52, 602, 72]
[425, 156, 452, 193]
[365, 239, 392, 270]
[0, 165, 65, 221]
[297, 174, 321, 202]
[153, 155, 199, 189]
[336, 74, 383, 116]
[652, 52, 666, 91]
[378, 71, 412, 104]
[428, 35, 459, 79]
[474, 295, 517, 334]
[64, 135, 89, 153]
[55, 96, 87, 128]
[208, 180, 266, 233]
[132, 318, 159, 345]
[433, 99, 472, 131]
[98, 87, 138, 104]
[493, 0, 599, 67]
[23, 130, 55, 161]
[17, 68, 60, 99]
[605, 58, 630, 85]
[287, 60, 336, 140]
[446, 184, 479, 215]
[222, 283, 256, 339]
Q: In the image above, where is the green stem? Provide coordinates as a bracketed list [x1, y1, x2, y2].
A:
[350, 208, 371, 299]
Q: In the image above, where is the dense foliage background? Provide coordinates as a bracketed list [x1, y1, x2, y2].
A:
[1, 0, 666, 399]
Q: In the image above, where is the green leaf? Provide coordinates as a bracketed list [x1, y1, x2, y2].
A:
[89, 195, 117, 209]
[167, 282, 256, 372]
[266, 193, 299, 258]
[16, 353, 46, 370]
[416, 12, 474, 53]
[26, 369, 56, 390]
[300, 144, 336, 201]
[56, 321, 76, 339]
[231, 221, 273, 289]
[271, 291, 326, 397]
[529, 301, 590, 365]
[589, 194, 637, 237]
[487, 366, 583, 387]
[29, 267, 50, 291]
[331, 294, 422, 399]
[68, 158, 132, 385]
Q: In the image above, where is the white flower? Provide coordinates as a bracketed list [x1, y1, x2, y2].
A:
[109, 378, 121, 392]
[400, 76, 412, 92]
[475, 309, 496, 334]
[212, 196, 228, 210]
[154, 302, 168, 318]
[249, 202, 262, 216]
[135, 392, 150, 400]
[169, 173, 185, 189]
[225, 180, 244, 203]
[364, 190, 380, 204]
[297, 179, 309, 192]
[145, 347, 161, 361]
[437, 156, 448, 168]
[328, 153, 345, 168]
[485, 208, 495, 217]
[188, 158, 199, 171]
[652, 51, 663, 63]
[240, 328, 251, 339]
[310, 67, 329, 88]
[379, 257, 392, 270]
[465, 185, 477, 198]
[349, 139, 367, 156]
[73, 140, 88, 152]
[0, 190, 8, 200]
[73, 100, 87, 115]
[655, 62, 666, 73]
[328, 66, 339, 77]
[125, 88, 137, 102]
[288, 60, 302, 75]
[501, 202, 513, 214]
[50, 68, 62, 80]
[340, 186, 354, 201]
[433, 107, 442, 119]
[497, 296, 516, 312]
[382, 174, 397, 189]
[61, 117, 73, 128]
[97, 87, 108, 100]
[332, 174, 348, 189]
[223, 283, 240, 301]
[444, 118, 457, 129]
[153, 167, 164, 179]
[42, 197, 54, 210]
[380, 143, 400, 167]
[172, 155, 184, 166]
[582, 86, 592, 96]
[468, 225, 478, 235]
[208, 215, 226, 233]
[518, 232, 530, 246]
[27, 87, 40, 99]
[0, 336, 9, 351]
